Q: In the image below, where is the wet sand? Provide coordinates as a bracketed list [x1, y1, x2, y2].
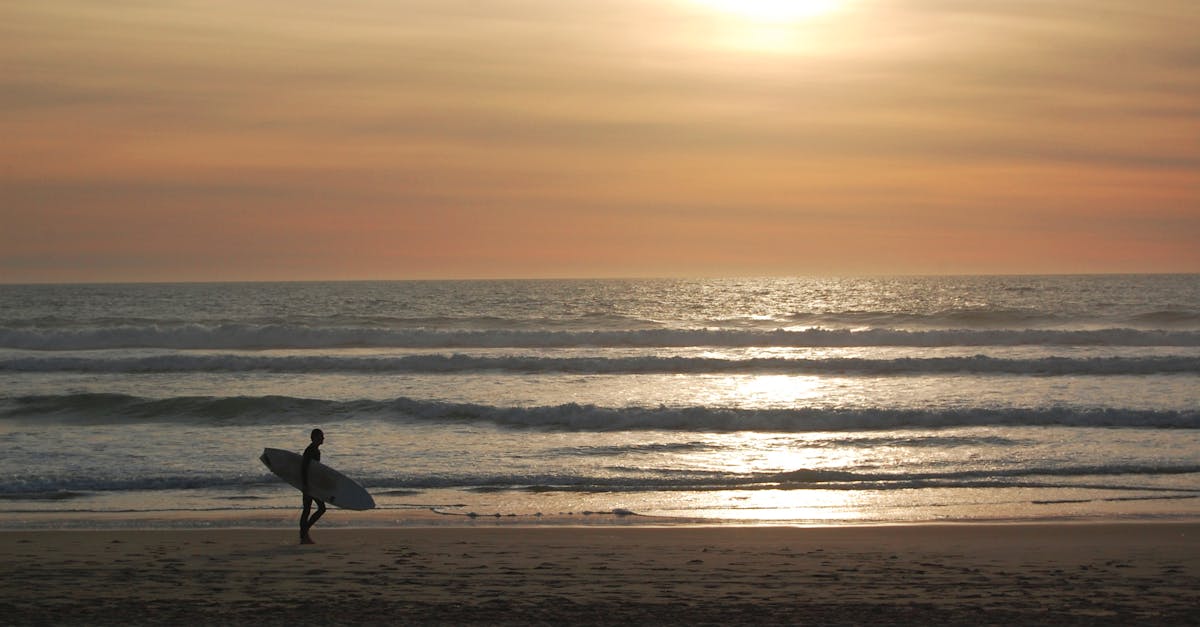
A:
[2, 523, 1197, 625]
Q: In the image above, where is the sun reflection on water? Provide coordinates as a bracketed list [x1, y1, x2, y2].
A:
[645, 489, 872, 522]
[666, 430, 883, 521]
[699, 374, 829, 407]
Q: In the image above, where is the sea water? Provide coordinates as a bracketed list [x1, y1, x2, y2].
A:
[1, 275, 1198, 527]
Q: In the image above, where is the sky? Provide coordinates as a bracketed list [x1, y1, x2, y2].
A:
[2, 0, 1198, 282]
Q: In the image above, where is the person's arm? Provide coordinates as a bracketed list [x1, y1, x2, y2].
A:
[301, 450, 312, 494]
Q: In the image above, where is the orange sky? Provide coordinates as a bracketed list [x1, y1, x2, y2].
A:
[2, 0, 1198, 282]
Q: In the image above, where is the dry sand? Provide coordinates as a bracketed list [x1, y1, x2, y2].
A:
[2, 523, 1197, 625]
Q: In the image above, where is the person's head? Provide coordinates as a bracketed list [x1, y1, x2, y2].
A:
[311, 428, 324, 445]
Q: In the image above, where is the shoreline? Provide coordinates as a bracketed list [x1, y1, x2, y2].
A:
[5, 505, 1200, 531]
[3, 522, 1197, 625]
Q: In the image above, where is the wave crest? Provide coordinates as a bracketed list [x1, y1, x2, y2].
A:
[3, 325, 1200, 350]
[4, 394, 1197, 431]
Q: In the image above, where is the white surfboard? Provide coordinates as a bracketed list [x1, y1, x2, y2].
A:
[259, 448, 375, 510]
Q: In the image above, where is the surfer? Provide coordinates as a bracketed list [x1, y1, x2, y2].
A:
[300, 428, 326, 544]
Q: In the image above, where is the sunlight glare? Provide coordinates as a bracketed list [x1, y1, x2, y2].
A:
[691, 0, 842, 22]
[665, 432, 876, 522]
[681, 0, 849, 54]
[735, 374, 827, 405]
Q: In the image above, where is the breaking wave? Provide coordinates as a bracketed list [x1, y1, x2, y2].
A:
[4, 463, 1198, 498]
[3, 325, 1200, 351]
[4, 393, 1198, 431]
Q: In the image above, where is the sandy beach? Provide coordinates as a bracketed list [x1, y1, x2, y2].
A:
[1, 522, 1197, 625]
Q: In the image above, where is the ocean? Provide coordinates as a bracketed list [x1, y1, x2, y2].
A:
[1, 275, 1198, 528]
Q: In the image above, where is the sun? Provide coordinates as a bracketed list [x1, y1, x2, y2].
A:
[681, 0, 849, 54]
[690, 0, 842, 23]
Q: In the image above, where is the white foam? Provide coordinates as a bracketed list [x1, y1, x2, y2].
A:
[3, 325, 1199, 351]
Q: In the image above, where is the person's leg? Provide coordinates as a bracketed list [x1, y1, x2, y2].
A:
[300, 494, 314, 543]
[308, 499, 326, 529]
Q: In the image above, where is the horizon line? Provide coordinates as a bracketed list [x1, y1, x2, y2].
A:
[3, 271, 1198, 288]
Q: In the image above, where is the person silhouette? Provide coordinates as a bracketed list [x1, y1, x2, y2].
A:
[299, 428, 326, 544]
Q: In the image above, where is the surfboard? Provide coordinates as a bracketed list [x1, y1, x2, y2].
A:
[259, 448, 376, 510]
